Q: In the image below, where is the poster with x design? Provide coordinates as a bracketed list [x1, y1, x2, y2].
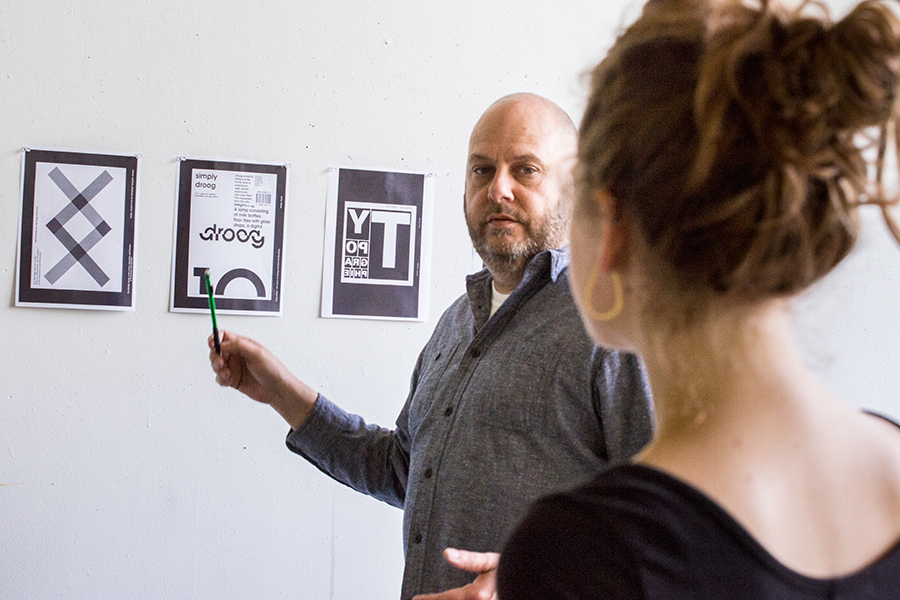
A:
[16, 149, 138, 310]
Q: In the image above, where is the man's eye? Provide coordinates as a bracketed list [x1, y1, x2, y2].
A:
[519, 166, 538, 175]
[472, 166, 492, 176]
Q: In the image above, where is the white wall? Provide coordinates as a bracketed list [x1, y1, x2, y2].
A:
[0, 1, 897, 599]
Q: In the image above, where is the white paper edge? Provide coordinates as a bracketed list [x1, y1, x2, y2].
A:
[167, 158, 183, 313]
[14, 149, 26, 308]
[130, 155, 141, 311]
[275, 165, 289, 317]
[320, 167, 340, 318]
[416, 173, 435, 322]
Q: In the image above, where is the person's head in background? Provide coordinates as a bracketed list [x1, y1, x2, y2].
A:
[570, 0, 900, 382]
[465, 93, 578, 292]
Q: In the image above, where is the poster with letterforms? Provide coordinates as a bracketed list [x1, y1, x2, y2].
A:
[321, 167, 434, 321]
[170, 158, 287, 315]
[16, 149, 138, 310]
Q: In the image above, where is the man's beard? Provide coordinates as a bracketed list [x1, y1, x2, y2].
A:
[466, 204, 569, 273]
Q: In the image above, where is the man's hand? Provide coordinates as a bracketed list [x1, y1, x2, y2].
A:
[208, 331, 318, 429]
[412, 549, 501, 600]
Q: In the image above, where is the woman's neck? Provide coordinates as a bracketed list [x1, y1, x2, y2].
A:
[636, 300, 827, 448]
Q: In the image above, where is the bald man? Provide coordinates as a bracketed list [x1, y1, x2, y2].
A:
[209, 94, 653, 600]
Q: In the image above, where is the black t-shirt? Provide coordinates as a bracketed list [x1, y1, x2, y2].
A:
[498, 463, 900, 599]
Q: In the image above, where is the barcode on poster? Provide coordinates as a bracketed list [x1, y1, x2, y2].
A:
[256, 192, 272, 205]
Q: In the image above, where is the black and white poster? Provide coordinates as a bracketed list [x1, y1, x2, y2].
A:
[16, 149, 138, 310]
[170, 158, 287, 315]
[321, 167, 433, 321]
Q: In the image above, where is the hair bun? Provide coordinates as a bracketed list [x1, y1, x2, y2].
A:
[828, 1, 900, 125]
[577, 0, 900, 305]
[674, 0, 900, 297]
[695, 1, 900, 185]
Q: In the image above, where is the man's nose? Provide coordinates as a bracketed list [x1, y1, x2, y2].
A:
[488, 168, 514, 204]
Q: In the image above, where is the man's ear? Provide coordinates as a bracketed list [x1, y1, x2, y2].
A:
[596, 189, 629, 272]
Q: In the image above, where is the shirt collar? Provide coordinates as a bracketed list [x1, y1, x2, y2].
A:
[467, 247, 570, 289]
[547, 247, 570, 282]
[518, 247, 570, 285]
[464, 247, 570, 331]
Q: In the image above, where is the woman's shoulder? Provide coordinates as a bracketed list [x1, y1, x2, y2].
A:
[497, 465, 656, 600]
[853, 411, 900, 537]
[497, 464, 734, 600]
[499, 457, 900, 600]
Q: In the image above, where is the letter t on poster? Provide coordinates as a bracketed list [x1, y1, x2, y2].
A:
[170, 158, 287, 315]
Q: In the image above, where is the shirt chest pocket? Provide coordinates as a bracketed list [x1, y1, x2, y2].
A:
[479, 343, 564, 435]
[408, 342, 461, 434]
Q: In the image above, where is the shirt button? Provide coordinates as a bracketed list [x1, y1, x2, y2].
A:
[414, 533, 423, 544]
[423, 467, 433, 479]
[444, 406, 454, 417]
[470, 348, 481, 358]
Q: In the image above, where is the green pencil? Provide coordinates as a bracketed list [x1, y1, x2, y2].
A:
[205, 269, 221, 355]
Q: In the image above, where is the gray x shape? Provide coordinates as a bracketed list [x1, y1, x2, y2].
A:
[44, 167, 113, 286]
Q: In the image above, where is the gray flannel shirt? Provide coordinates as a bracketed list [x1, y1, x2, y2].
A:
[286, 248, 653, 599]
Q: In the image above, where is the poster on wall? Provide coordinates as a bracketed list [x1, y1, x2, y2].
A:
[321, 167, 434, 321]
[15, 148, 138, 310]
[170, 158, 287, 316]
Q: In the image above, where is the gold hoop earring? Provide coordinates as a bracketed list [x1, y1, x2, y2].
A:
[583, 268, 623, 322]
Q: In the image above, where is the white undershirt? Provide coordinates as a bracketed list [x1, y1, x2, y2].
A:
[490, 283, 512, 317]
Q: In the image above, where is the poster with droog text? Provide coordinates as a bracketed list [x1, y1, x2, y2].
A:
[170, 158, 287, 316]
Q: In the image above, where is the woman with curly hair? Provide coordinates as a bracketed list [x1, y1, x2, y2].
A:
[497, 1, 900, 597]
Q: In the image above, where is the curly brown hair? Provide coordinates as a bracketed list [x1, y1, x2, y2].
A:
[578, 0, 900, 301]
